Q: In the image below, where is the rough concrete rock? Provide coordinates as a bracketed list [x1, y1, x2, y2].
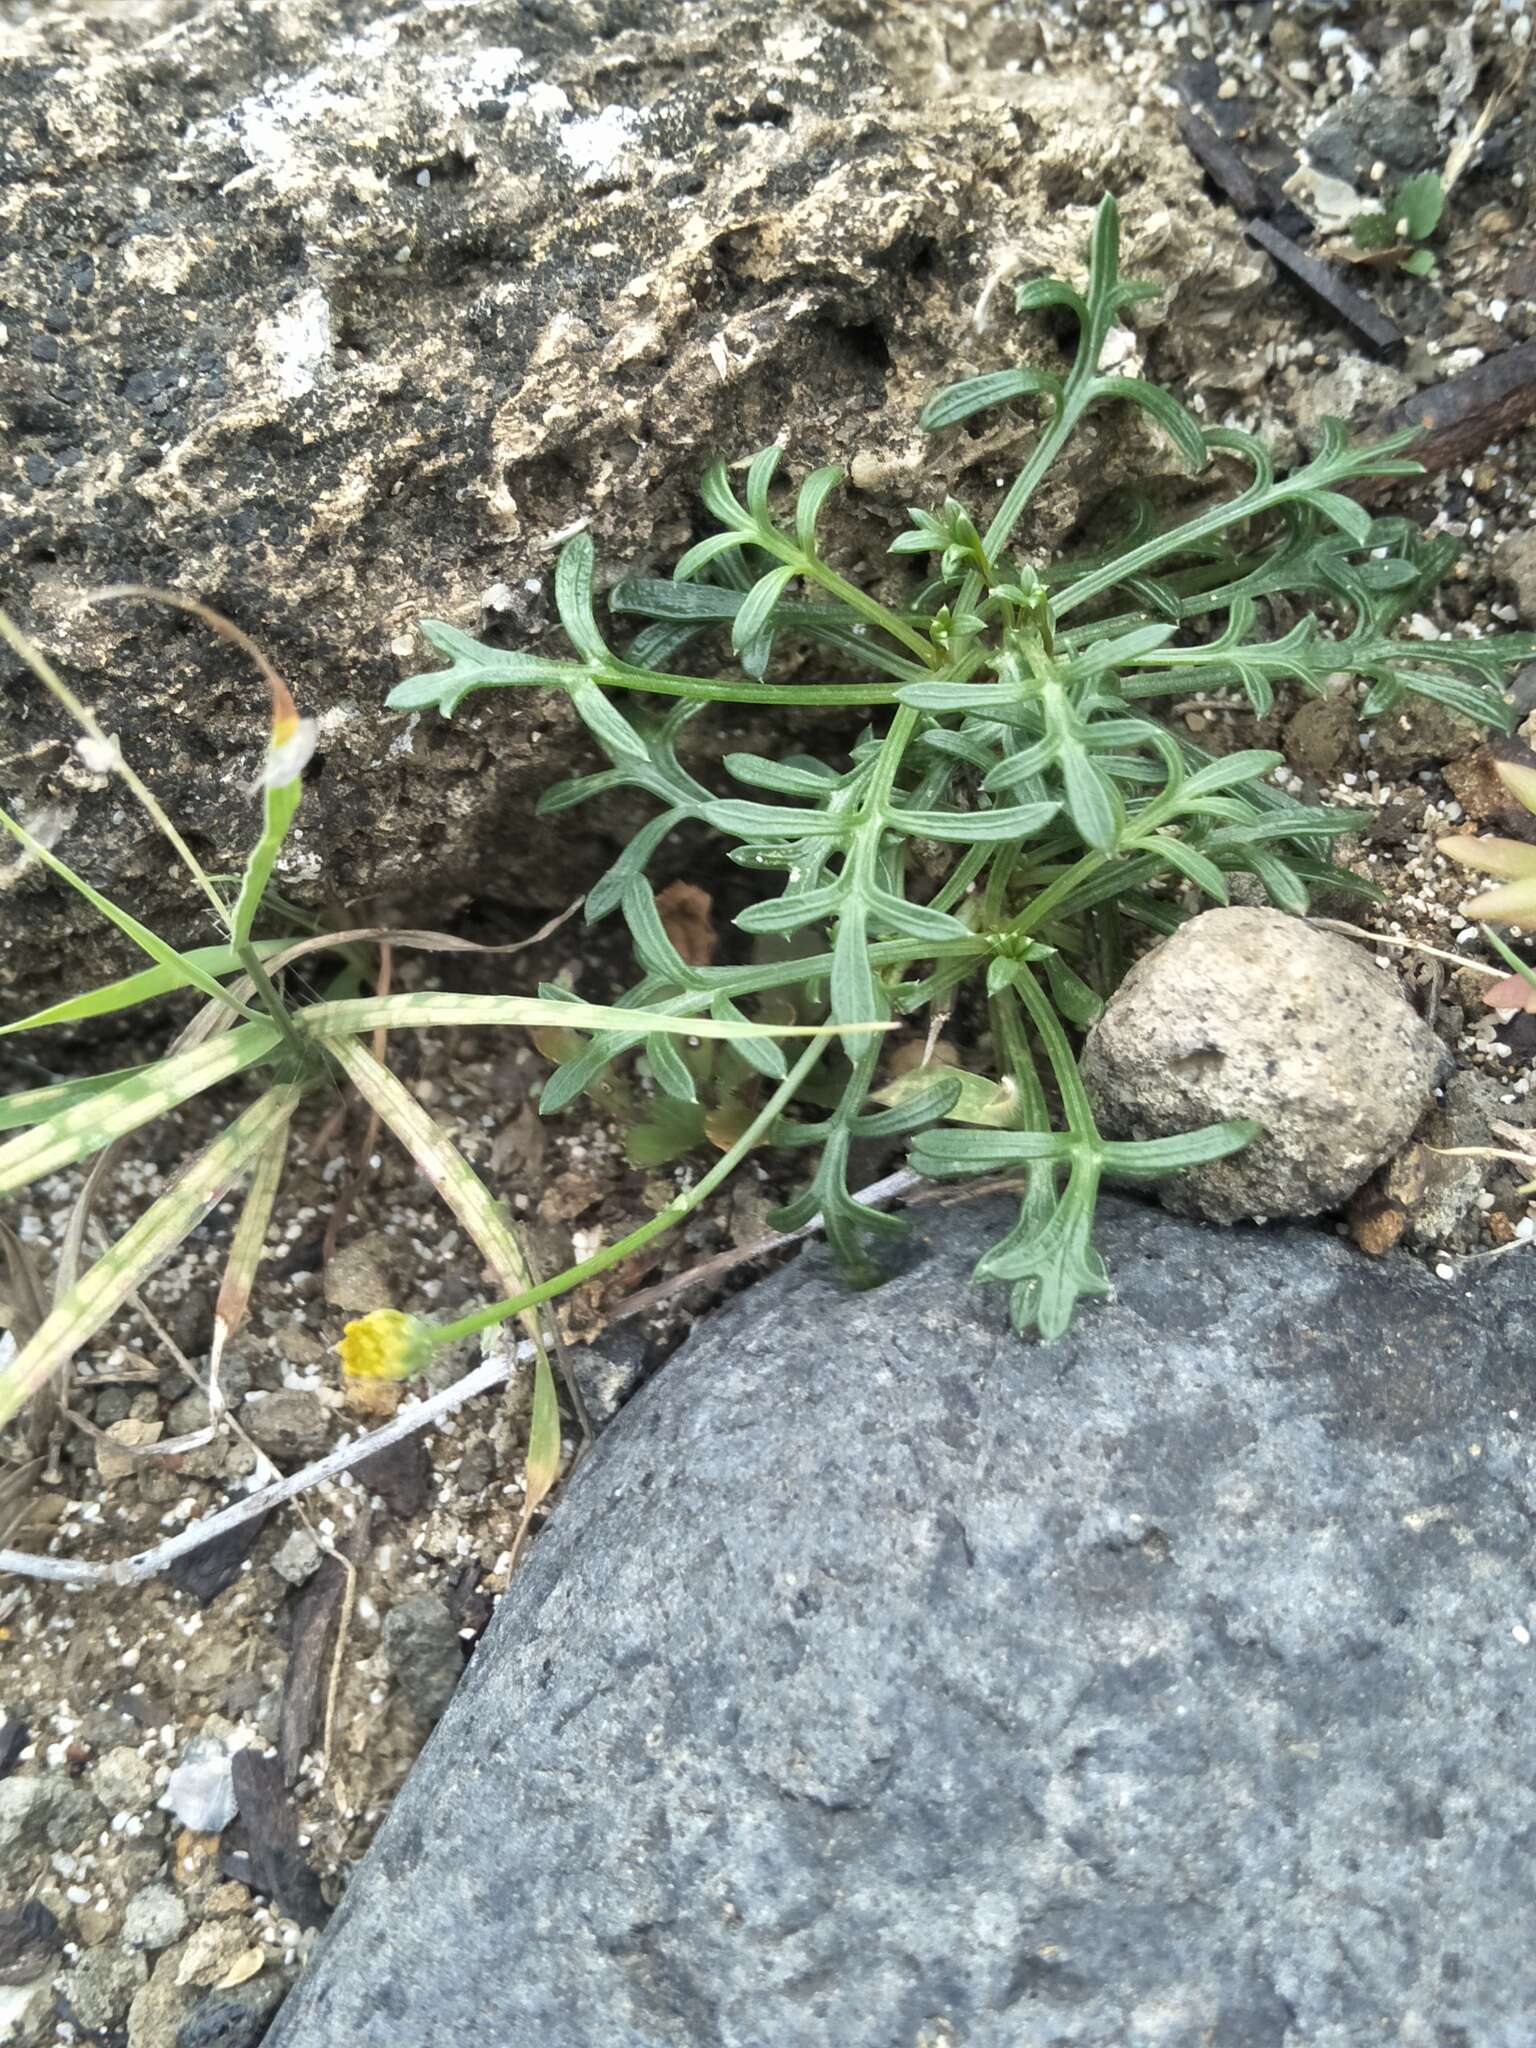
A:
[1, 0, 1262, 1020]
[1081, 907, 1449, 1222]
[265, 1194, 1536, 2046]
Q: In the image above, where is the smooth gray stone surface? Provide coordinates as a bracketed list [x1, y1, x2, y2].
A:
[268, 1197, 1536, 2047]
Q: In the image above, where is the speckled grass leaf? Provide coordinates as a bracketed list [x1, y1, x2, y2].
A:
[326, 1036, 538, 1302]
[0, 1022, 281, 1200]
[0, 1067, 152, 1134]
[0, 1084, 302, 1432]
[298, 992, 881, 1043]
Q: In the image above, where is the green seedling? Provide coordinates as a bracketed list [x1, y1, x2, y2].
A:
[1350, 170, 1445, 276]
[391, 194, 1536, 1337]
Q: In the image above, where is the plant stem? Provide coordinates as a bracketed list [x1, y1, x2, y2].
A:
[774, 550, 937, 667]
[0, 609, 234, 932]
[982, 396, 1088, 568]
[235, 941, 312, 1066]
[433, 1036, 829, 1348]
[1010, 962, 1098, 1134]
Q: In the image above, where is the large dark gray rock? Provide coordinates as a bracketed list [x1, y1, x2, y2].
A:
[268, 1195, 1536, 2045]
[1, 0, 1262, 1020]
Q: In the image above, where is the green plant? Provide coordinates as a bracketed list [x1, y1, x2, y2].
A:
[391, 194, 1535, 1338]
[1349, 170, 1445, 276]
[0, 606, 855, 1437]
[1438, 757, 1536, 1009]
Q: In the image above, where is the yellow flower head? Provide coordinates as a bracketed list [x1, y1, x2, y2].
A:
[336, 1309, 431, 1382]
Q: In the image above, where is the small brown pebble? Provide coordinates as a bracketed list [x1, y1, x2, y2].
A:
[96, 1417, 163, 1483]
[1349, 1189, 1408, 1256]
[1285, 693, 1357, 782]
[1488, 1210, 1517, 1246]
[203, 1883, 252, 1919]
[341, 1376, 402, 1423]
[172, 1829, 222, 1890]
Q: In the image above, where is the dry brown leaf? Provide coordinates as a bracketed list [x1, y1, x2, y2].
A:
[1486, 972, 1536, 1014]
[215, 1948, 266, 1990]
[655, 881, 717, 966]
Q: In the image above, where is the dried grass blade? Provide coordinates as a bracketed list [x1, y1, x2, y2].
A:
[511, 1323, 562, 1573]
[0, 1084, 303, 1431]
[209, 1106, 295, 1419]
[254, 901, 583, 980]
[0, 604, 232, 930]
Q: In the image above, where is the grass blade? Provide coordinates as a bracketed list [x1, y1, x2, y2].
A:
[325, 1037, 537, 1299]
[0, 604, 232, 931]
[1, 940, 295, 1037]
[0, 1084, 302, 1431]
[299, 993, 886, 1041]
[0, 804, 254, 1026]
[0, 1068, 149, 1133]
[208, 1106, 295, 1415]
[0, 1021, 280, 1199]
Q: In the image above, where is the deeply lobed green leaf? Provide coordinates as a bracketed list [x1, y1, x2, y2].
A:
[382, 191, 1534, 1340]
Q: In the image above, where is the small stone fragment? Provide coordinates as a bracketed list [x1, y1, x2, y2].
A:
[123, 1884, 189, 1953]
[176, 1920, 249, 1991]
[1082, 908, 1450, 1222]
[322, 1233, 396, 1314]
[1283, 691, 1358, 782]
[60, 1943, 146, 2030]
[0, 1899, 61, 1986]
[128, 1945, 198, 2048]
[382, 1593, 463, 1724]
[1303, 94, 1438, 183]
[203, 1884, 253, 1920]
[0, 1773, 100, 1865]
[174, 1966, 288, 2048]
[93, 1745, 156, 1815]
[241, 1392, 332, 1468]
[96, 1417, 164, 1483]
[1497, 530, 1536, 622]
[270, 1529, 323, 1587]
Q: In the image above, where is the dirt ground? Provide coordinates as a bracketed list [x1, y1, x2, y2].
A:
[2, 0, 1534, 2040]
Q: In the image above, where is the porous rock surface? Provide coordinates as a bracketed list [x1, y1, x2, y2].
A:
[1082, 906, 1451, 1222]
[267, 1195, 1536, 2047]
[0, 0, 1264, 1016]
